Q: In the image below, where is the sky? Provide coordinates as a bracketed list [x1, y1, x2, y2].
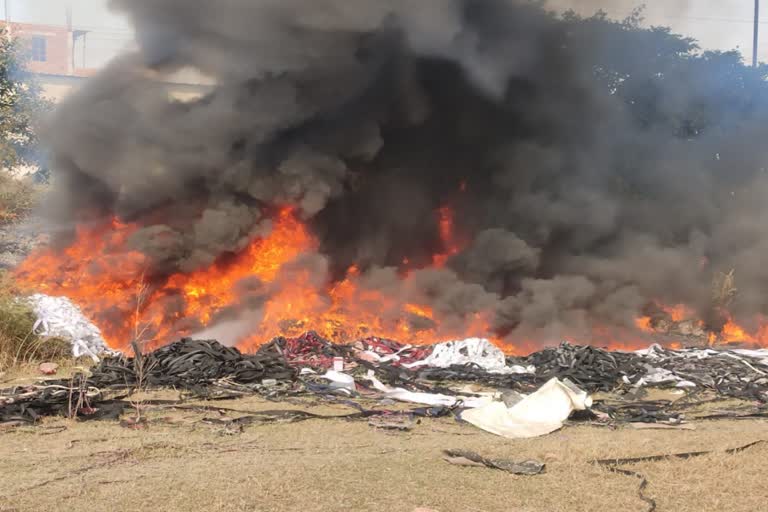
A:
[3, 0, 768, 66]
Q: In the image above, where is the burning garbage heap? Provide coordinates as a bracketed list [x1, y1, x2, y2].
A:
[4, 334, 768, 436]
[14, 0, 768, 352]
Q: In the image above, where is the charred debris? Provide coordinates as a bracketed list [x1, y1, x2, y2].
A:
[2, 333, 767, 427]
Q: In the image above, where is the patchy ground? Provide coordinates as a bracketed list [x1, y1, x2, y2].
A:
[1, 387, 767, 512]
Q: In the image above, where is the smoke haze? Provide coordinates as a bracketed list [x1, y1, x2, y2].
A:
[39, 0, 768, 345]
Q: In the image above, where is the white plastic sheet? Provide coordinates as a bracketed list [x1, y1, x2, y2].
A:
[26, 294, 112, 362]
[404, 338, 534, 375]
[460, 378, 592, 439]
[366, 372, 495, 408]
[321, 370, 357, 393]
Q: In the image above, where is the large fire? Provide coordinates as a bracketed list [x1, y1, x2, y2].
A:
[14, 208, 768, 353]
[14, 208, 503, 352]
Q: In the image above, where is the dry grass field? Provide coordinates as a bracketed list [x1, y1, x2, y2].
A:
[1, 388, 767, 512]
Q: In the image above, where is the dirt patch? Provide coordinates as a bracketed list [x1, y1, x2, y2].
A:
[1, 394, 766, 512]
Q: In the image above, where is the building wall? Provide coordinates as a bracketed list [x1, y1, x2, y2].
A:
[7, 22, 72, 75]
[2, 22, 210, 103]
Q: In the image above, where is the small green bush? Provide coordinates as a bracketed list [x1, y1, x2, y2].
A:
[0, 172, 39, 225]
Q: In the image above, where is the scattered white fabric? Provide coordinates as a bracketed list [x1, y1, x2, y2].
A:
[366, 372, 495, 408]
[635, 344, 768, 383]
[357, 345, 414, 364]
[635, 344, 673, 359]
[731, 349, 768, 364]
[404, 338, 534, 375]
[639, 366, 682, 385]
[635, 344, 711, 360]
[26, 294, 112, 362]
[635, 367, 698, 389]
[460, 378, 592, 439]
[321, 370, 357, 393]
[724, 351, 768, 375]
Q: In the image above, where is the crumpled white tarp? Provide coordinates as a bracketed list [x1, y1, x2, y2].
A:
[26, 294, 112, 362]
[460, 378, 592, 439]
[366, 372, 496, 408]
[404, 338, 534, 375]
[321, 370, 357, 393]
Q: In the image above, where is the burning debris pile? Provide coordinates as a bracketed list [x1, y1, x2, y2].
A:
[11, 0, 768, 352]
[3, 333, 768, 434]
[519, 343, 648, 392]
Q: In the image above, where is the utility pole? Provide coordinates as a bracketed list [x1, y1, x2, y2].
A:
[3, 0, 10, 40]
[754, 0, 760, 67]
[66, 4, 74, 74]
[67, 1, 89, 72]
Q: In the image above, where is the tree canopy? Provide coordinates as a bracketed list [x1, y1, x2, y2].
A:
[560, 8, 768, 138]
[0, 29, 51, 175]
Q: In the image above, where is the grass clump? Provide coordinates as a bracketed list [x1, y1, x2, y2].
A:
[0, 296, 70, 369]
[0, 172, 40, 225]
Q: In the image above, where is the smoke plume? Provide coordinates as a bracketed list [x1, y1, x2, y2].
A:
[40, 0, 768, 345]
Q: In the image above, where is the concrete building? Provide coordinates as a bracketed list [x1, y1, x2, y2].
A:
[3, 21, 210, 103]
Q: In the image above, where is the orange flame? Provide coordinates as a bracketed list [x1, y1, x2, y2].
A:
[14, 208, 768, 353]
[635, 316, 652, 331]
[14, 208, 501, 351]
[718, 314, 768, 346]
[432, 206, 462, 267]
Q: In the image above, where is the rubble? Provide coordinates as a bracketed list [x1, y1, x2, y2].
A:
[518, 343, 647, 392]
[91, 338, 297, 390]
[351, 336, 433, 367]
[636, 344, 768, 401]
[3, 332, 768, 435]
[0, 338, 296, 424]
[261, 331, 350, 369]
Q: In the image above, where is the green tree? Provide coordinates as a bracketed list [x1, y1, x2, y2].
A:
[560, 8, 768, 137]
[0, 28, 51, 175]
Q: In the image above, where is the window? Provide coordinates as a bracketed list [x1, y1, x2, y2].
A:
[30, 36, 47, 62]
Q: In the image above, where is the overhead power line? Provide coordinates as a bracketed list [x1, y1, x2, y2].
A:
[659, 14, 768, 25]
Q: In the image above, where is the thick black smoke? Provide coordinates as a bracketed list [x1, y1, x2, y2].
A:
[41, 0, 768, 344]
